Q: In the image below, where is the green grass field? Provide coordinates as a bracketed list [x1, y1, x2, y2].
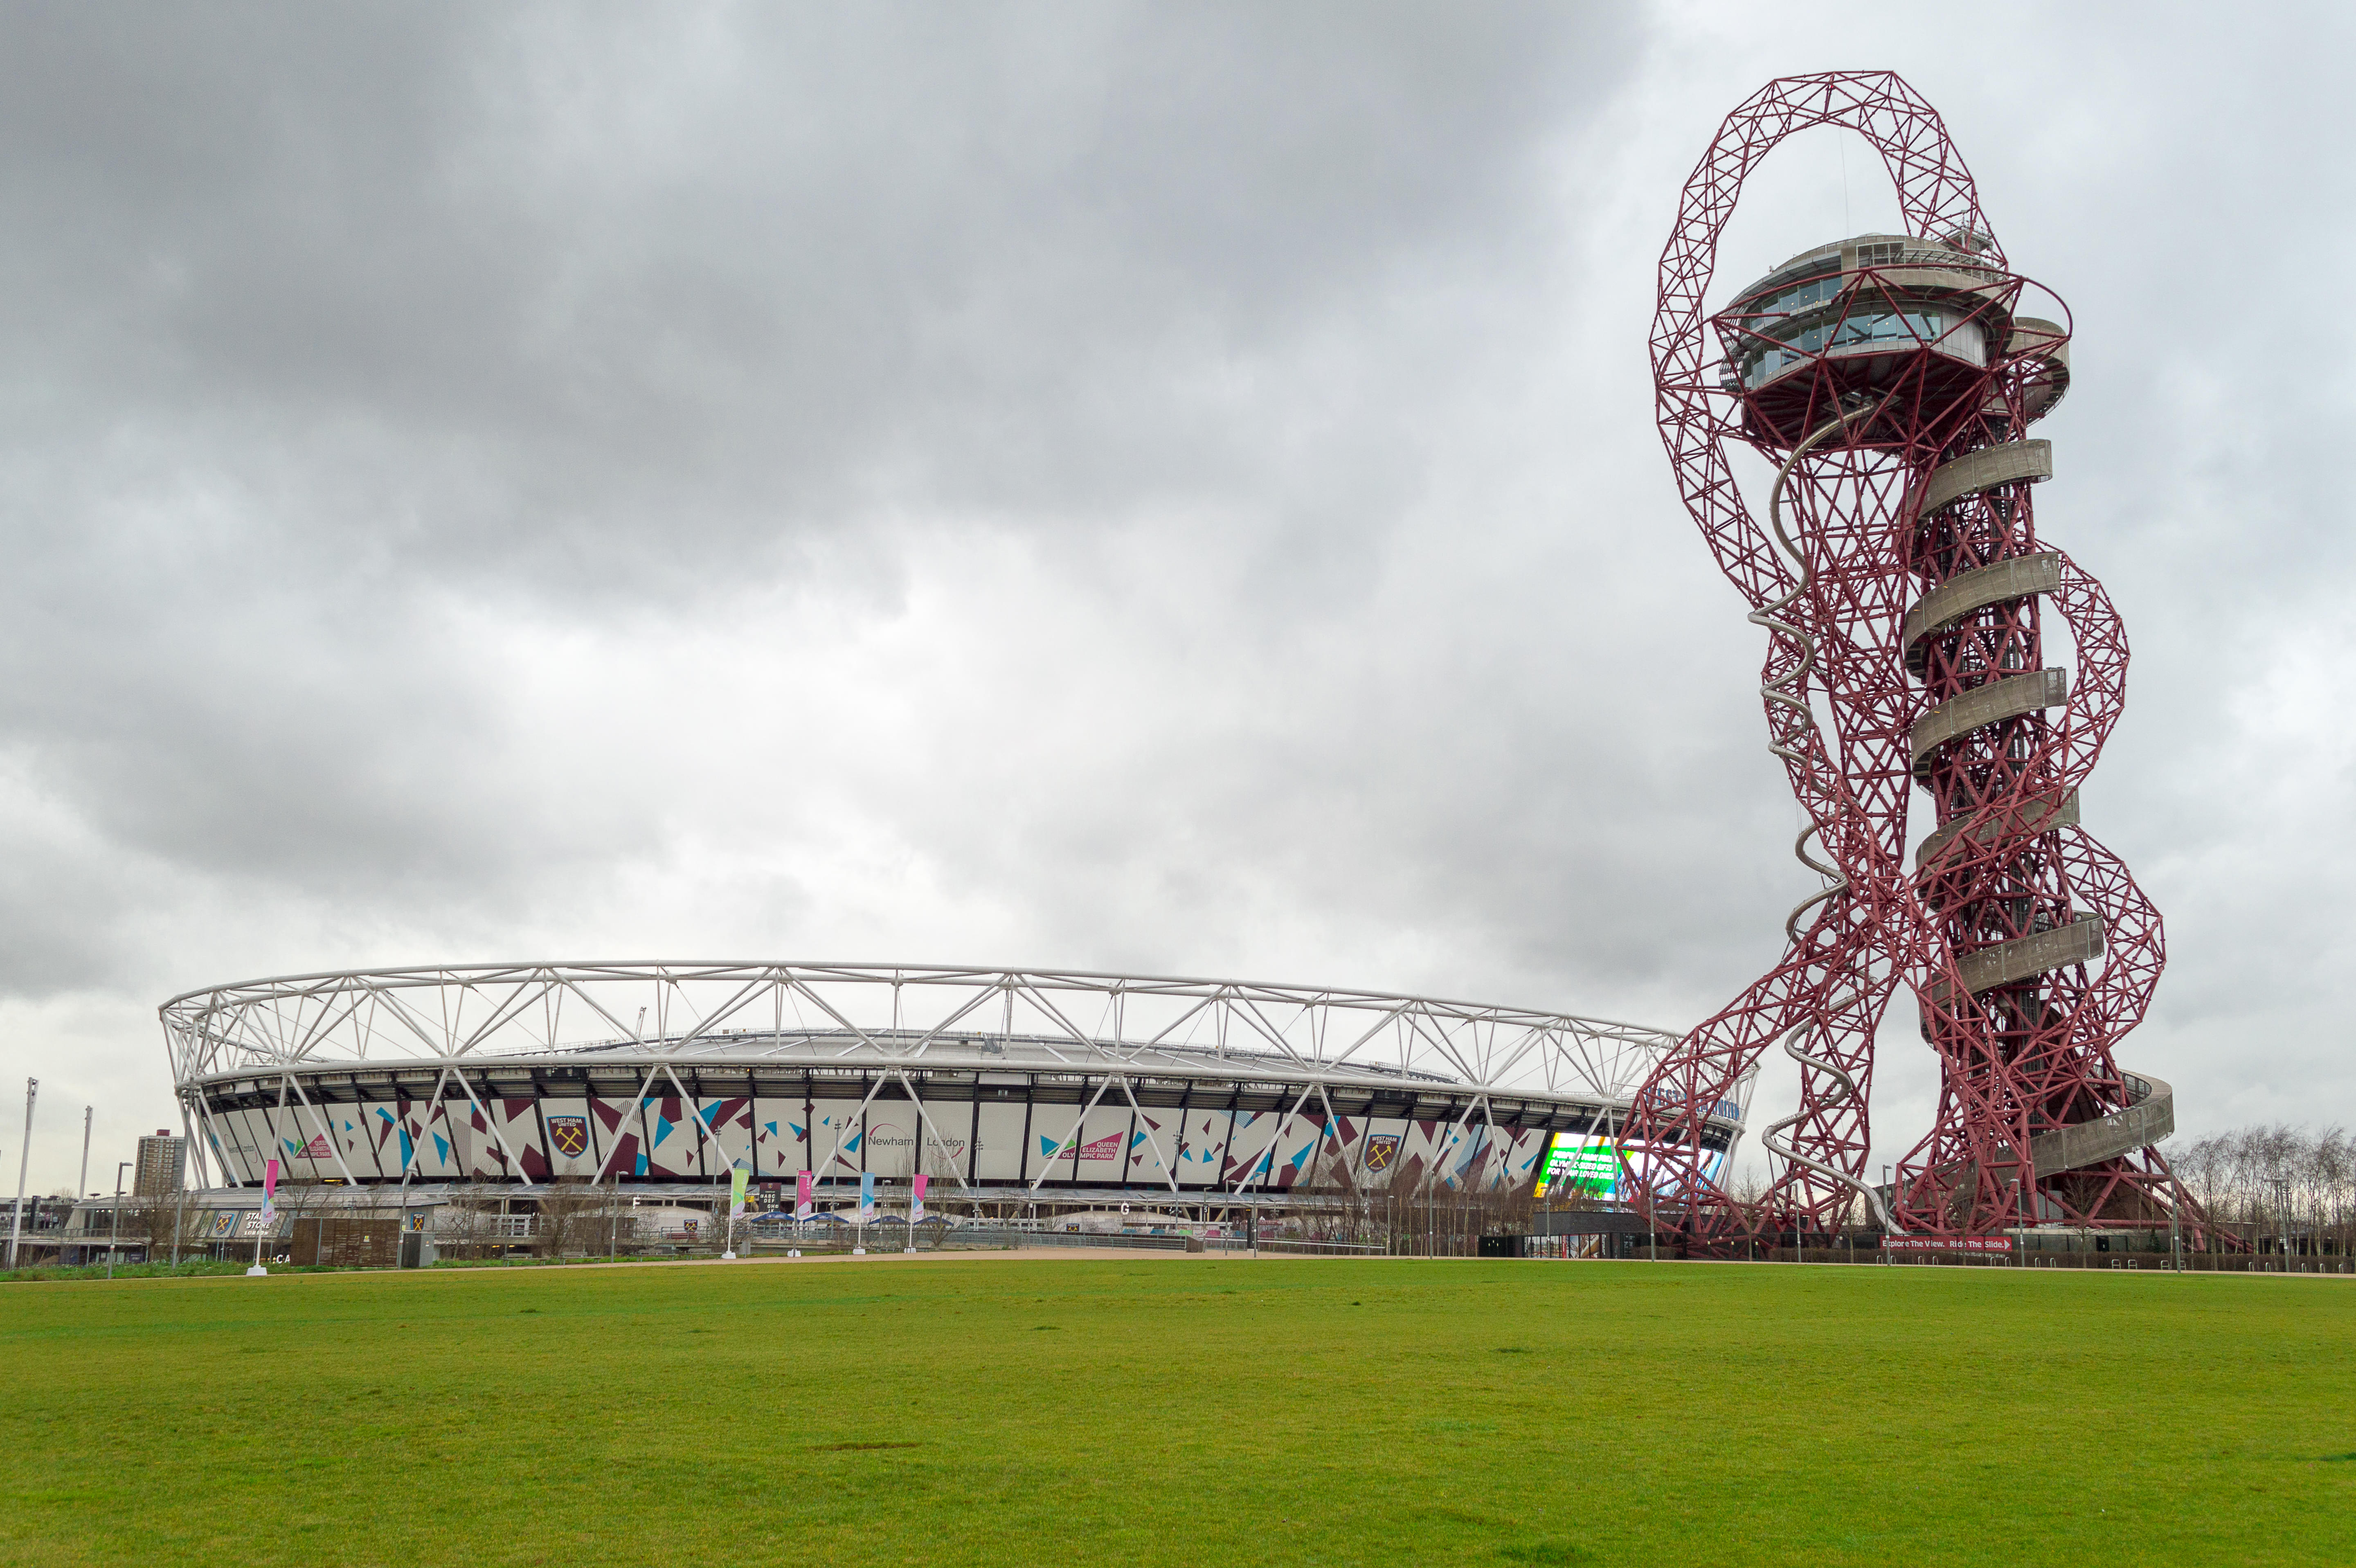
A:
[3, 1256, 2351, 1566]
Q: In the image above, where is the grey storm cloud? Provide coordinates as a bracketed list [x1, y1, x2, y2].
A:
[0, 1, 2349, 1194]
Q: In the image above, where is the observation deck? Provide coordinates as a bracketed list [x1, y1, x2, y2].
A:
[1714, 232, 2056, 448]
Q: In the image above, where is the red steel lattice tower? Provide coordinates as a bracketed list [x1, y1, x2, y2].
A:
[1619, 72, 2208, 1244]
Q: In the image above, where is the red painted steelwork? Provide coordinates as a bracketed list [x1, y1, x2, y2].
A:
[1622, 72, 2210, 1245]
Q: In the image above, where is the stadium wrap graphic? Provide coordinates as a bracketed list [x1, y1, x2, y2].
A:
[1362, 1134, 1400, 1173]
[546, 1116, 589, 1157]
[864, 1122, 918, 1152]
[1046, 1131, 1124, 1162]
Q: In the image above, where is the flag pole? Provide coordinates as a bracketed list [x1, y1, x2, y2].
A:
[250, 1157, 277, 1276]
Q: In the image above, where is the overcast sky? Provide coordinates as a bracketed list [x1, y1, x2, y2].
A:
[2, 2, 2349, 1198]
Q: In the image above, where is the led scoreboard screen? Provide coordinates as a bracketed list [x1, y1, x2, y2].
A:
[1530, 1133, 1730, 1200]
[1532, 1134, 1620, 1199]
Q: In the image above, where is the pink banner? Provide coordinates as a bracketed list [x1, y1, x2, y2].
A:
[911, 1172, 928, 1224]
[795, 1170, 813, 1223]
[261, 1156, 280, 1223]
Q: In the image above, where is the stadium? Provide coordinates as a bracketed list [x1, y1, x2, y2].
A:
[156, 962, 1746, 1254]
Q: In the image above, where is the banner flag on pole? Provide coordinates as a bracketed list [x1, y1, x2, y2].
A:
[911, 1172, 927, 1225]
[859, 1170, 875, 1226]
[729, 1162, 749, 1219]
[261, 1156, 279, 1224]
[794, 1170, 813, 1223]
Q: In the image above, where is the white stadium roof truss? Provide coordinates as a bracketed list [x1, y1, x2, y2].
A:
[163, 961, 1680, 1104]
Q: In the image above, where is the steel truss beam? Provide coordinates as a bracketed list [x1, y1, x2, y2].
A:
[160, 962, 1694, 1133]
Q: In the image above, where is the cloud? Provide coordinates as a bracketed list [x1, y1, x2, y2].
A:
[0, 2, 2346, 1195]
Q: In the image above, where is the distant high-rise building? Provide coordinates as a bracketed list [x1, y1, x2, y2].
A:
[133, 1130, 185, 1197]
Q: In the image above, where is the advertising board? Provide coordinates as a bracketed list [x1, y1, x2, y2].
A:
[1530, 1133, 1730, 1201]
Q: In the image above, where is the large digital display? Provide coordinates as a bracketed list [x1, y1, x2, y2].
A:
[1530, 1134, 1729, 1201]
[1532, 1134, 1620, 1199]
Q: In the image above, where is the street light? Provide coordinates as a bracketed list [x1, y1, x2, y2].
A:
[7, 1077, 33, 1272]
[106, 1161, 129, 1281]
[2270, 1176, 2294, 1273]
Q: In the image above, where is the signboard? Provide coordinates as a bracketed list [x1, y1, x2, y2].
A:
[1885, 1235, 2014, 1253]
[1053, 1131, 1123, 1163]
[1530, 1134, 1730, 1201]
[1532, 1134, 1620, 1199]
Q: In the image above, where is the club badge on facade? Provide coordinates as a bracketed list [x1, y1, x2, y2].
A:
[1363, 1134, 1400, 1173]
[547, 1116, 590, 1157]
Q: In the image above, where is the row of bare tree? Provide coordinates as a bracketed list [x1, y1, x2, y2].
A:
[2168, 1125, 2354, 1249]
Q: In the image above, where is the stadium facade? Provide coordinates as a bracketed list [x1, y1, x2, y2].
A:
[162, 963, 1744, 1220]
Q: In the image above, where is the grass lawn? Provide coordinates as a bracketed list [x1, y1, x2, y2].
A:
[2, 1255, 2351, 1566]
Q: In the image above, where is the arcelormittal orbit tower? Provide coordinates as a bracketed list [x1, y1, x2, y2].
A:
[1619, 72, 2213, 1246]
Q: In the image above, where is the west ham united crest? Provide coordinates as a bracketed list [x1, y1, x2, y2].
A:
[1362, 1134, 1400, 1173]
[547, 1116, 590, 1157]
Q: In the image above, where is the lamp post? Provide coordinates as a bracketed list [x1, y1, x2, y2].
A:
[2270, 1176, 2294, 1273]
[171, 1113, 189, 1269]
[7, 1077, 33, 1271]
[107, 1161, 129, 1280]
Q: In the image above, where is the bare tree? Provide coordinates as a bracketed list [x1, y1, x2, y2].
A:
[529, 1182, 614, 1260]
[2160, 1124, 2355, 1255]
